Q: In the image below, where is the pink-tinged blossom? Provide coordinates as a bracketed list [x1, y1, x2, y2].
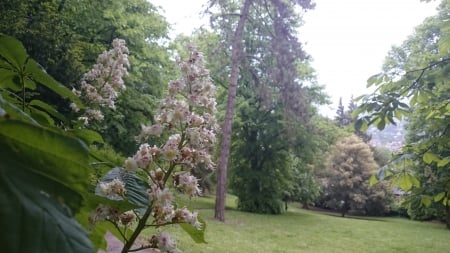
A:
[174, 207, 202, 229]
[99, 178, 126, 198]
[133, 143, 159, 169]
[88, 204, 120, 225]
[188, 114, 204, 127]
[156, 232, 178, 253]
[149, 167, 165, 186]
[72, 38, 129, 124]
[123, 157, 138, 172]
[174, 172, 201, 198]
[119, 210, 136, 227]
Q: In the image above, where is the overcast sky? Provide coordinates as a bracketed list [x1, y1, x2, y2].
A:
[151, 0, 439, 117]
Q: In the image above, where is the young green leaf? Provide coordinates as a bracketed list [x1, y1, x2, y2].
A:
[423, 152, 440, 164]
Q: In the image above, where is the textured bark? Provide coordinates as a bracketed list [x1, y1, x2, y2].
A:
[214, 0, 253, 222]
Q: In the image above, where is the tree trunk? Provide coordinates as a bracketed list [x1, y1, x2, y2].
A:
[446, 201, 450, 229]
[214, 0, 252, 222]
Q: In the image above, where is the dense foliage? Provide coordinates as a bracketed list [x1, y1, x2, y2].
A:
[206, 0, 329, 215]
[321, 135, 391, 216]
[0, 0, 172, 155]
[355, 1, 450, 227]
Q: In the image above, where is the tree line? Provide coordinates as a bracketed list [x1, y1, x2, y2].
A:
[0, 0, 449, 252]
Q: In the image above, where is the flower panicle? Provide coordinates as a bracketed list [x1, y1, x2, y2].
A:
[72, 38, 130, 125]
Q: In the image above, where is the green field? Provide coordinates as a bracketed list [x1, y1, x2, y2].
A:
[153, 195, 450, 253]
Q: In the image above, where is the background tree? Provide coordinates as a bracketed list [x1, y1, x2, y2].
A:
[287, 155, 321, 209]
[229, 91, 291, 214]
[335, 97, 346, 128]
[323, 135, 389, 217]
[207, 0, 316, 218]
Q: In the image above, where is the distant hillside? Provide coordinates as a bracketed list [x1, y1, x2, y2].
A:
[367, 120, 406, 151]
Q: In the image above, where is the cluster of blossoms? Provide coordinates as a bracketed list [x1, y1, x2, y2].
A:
[147, 181, 201, 229]
[88, 204, 136, 228]
[147, 232, 179, 253]
[98, 178, 127, 199]
[128, 45, 217, 252]
[71, 38, 129, 125]
[90, 45, 216, 253]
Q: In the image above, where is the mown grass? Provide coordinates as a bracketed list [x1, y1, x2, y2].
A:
[147, 195, 450, 253]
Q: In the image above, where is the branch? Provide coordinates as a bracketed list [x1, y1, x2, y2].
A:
[128, 245, 157, 252]
[406, 57, 450, 91]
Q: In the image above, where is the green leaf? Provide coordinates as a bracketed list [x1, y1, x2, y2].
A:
[410, 93, 418, 107]
[397, 174, 418, 191]
[69, 128, 105, 145]
[29, 106, 55, 126]
[0, 68, 21, 91]
[438, 33, 450, 54]
[366, 73, 383, 87]
[0, 119, 91, 212]
[0, 33, 28, 70]
[376, 118, 386, 130]
[437, 157, 450, 167]
[423, 152, 440, 164]
[434, 192, 446, 202]
[0, 168, 93, 253]
[0, 94, 38, 124]
[369, 174, 379, 186]
[179, 215, 207, 243]
[421, 196, 432, 207]
[25, 59, 83, 107]
[354, 118, 368, 132]
[29, 99, 67, 124]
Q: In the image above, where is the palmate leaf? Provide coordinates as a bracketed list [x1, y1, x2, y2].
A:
[0, 118, 95, 252]
[0, 168, 93, 253]
[0, 34, 83, 108]
[0, 119, 91, 212]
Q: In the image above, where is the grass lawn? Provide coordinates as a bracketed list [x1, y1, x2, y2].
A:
[147, 195, 450, 253]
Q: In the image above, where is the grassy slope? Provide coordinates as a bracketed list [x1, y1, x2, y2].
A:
[151, 195, 450, 253]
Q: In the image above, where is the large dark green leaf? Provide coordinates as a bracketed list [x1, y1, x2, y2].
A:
[0, 156, 93, 253]
[0, 119, 91, 211]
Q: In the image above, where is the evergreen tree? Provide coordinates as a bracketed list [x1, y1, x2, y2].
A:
[229, 92, 291, 214]
[335, 97, 346, 128]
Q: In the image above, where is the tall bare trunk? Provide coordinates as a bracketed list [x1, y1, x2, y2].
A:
[214, 0, 252, 222]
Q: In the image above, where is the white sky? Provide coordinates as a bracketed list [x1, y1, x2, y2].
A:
[150, 0, 439, 117]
